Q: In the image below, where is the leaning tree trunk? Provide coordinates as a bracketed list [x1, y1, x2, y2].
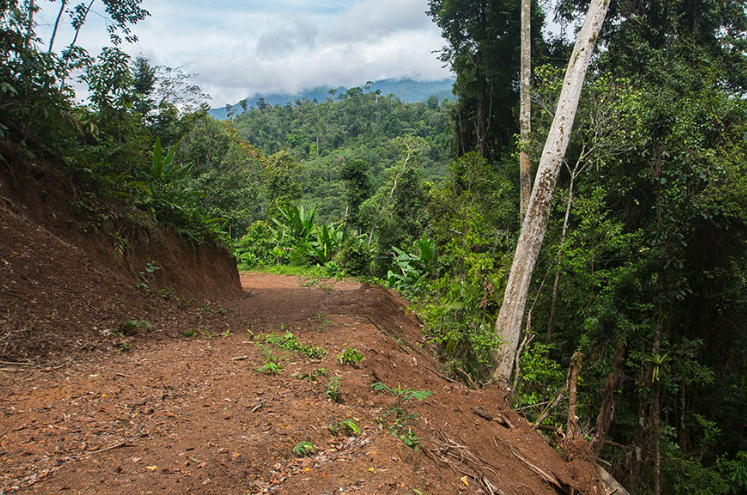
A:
[493, 0, 610, 382]
[519, 0, 532, 221]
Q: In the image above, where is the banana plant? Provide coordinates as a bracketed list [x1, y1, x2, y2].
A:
[151, 137, 189, 183]
[308, 222, 343, 264]
[387, 236, 436, 293]
[272, 205, 316, 242]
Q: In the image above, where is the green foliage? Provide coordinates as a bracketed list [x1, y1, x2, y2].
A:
[292, 440, 314, 457]
[370, 382, 433, 404]
[513, 342, 565, 420]
[386, 237, 436, 296]
[371, 382, 431, 451]
[256, 361, 283, 375]
[336, 346, 365, 366]
[326, 375, 343, 403]
[273, 205, 316, 242]
[259, 331, 327, 359]
[721, 452, 747, 494]
[122, 318, 152, 334]
[309, 222, 344, 264]
[232, 89, 450, 226]
[427, 0, 548, 159]
[292, 367, 327, 381]
[328, 419, 360, 436]
[263, 151, 302, 218]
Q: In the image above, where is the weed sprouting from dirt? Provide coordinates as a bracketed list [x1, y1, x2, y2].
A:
[121, 318, 153, 336]
[259, 331, 326, 359]
[292, 440, 314, 457]
[371, 383, 433, 403]
[256, 346, 283, 374]
[371, 382, 433, 451]
[256, 361, 283, 374]
[328, 419, 360, 436]
[319, 283, 333, 294]
[292, 368, 327, 381]
[337, 345, 365, 366]
[326, 375, 343, 403]
[309, 312, 331, 331]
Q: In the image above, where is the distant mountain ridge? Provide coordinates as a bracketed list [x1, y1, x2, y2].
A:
[209, 77, 455, 120]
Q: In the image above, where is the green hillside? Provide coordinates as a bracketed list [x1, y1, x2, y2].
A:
[209, 78, 454, 120]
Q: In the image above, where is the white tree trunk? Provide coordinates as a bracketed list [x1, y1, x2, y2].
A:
[519, 0, 532, 221]
[493, 0, 610, 382]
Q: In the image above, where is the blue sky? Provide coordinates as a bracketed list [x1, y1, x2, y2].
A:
[34, 0, 453, 106]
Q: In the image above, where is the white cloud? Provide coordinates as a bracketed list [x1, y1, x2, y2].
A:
[34, 0, 451, 106]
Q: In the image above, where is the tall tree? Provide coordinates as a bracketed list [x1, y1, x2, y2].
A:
[132, 55, 156, 117]
[519, 0, 531, 220]
[427, 0, 546, 161]
[493, 0, 610, 382]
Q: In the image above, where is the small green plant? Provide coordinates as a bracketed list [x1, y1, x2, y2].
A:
[292, 440, 315, 457]
[256, 346, 283, 374]
[371, 382, 433, 403]
[260, 331, 327, 359]
[371, 382, 432, 451]
[222, 329, 231, 338]
[292, 367, 328, 381]
[337, 346, 365, 366]
[137, 261, 161, 290]
[118, 341, 132, 352]
[121, 318, 153, 335]
[319, 283, 333, 293]
[157, 286, 174, 300]
[299, 277, 322, 288]
[200, 329, 215, 339]
[183, 329, 197, 337]
[329, 419, 360, 436]
[256, 362, 283, 374]
[217, 306, 227, 316]
[392, 422, 421, 450]
[326, 376, 343, 403]
[197, 304, 213, 316]
[309, 312, 331, 331]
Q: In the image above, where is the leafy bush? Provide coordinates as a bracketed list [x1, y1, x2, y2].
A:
[386, 236, 436, 296]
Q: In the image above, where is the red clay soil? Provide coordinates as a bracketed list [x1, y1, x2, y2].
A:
[1, 270, 602, 495]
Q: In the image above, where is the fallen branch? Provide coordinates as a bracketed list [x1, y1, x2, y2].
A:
[597, 465, 631, 495]
[365, 315, 459, 384]
[423, 429, 505, 495]
[40, 343, 93, 371]
[366, 316, 410, 355]
[509, 445, 572, 494]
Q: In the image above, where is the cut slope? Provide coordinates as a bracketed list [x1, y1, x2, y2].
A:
[0, 139, 241, 361]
